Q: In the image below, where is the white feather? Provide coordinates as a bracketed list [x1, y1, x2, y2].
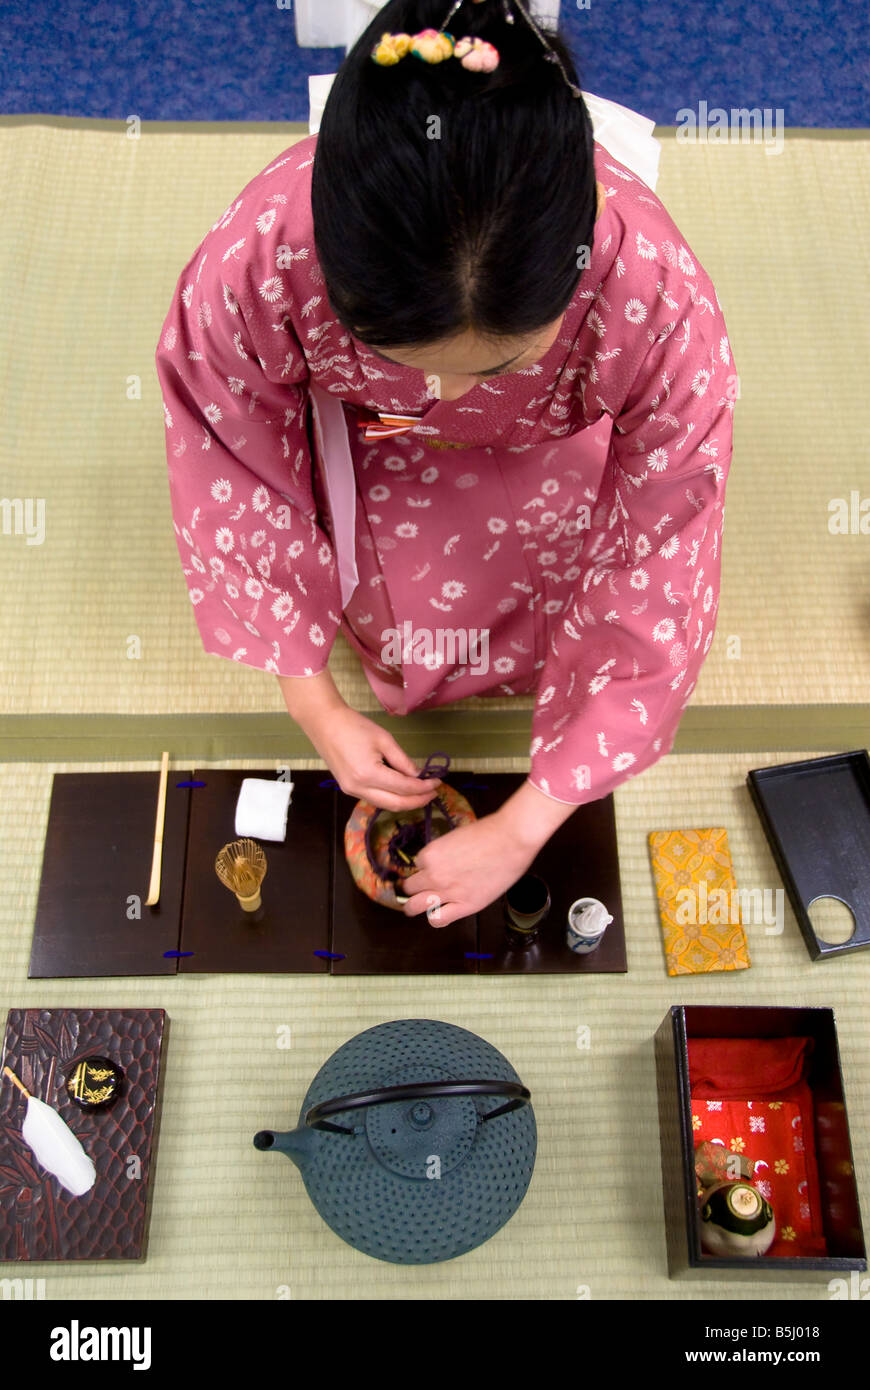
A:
[21, 1096, 96, 1197]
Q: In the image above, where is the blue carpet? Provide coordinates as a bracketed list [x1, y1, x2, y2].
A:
[0, 0, 866, 127]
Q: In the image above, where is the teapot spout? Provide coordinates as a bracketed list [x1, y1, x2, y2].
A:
[253, 1126, 313, 1170]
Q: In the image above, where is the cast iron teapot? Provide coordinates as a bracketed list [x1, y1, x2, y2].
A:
[253, 1019, 536, 1264]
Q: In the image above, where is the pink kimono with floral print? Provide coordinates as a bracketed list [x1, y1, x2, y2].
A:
[155, 133, 735, 805]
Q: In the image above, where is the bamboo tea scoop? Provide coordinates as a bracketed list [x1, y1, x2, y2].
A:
[144, 750, 170, 907]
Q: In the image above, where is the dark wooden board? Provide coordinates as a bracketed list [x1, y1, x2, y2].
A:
[29, 772, 190, 979]
[0, 1008, 167, 1262]
[331, 772, 625, 974]
[330, 785, 478, 975]
[28, 769, 626, 975]
[471, 775, 627, 973]
[178, 771, 330, 974]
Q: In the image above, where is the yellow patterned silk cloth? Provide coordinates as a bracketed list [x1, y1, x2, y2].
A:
[647, 828, 751, 976]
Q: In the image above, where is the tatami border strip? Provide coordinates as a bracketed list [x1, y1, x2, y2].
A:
[0, 706, 866, 763]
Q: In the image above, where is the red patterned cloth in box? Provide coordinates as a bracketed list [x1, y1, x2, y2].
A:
[692, 1100, 827, 1256]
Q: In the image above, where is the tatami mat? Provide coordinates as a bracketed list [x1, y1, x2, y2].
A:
[0, 121, 868, 718]
[1, 750, 867, 1300]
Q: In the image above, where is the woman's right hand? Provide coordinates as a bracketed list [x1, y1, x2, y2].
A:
[278, 671, 440, 811]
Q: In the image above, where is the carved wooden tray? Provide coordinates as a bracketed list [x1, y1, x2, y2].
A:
[0, 1008, 167, 1262]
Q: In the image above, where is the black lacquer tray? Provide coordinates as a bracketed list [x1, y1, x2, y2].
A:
[747, 751, 870, 960]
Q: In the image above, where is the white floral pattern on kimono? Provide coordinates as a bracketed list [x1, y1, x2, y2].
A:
[155, 134, 735, 805]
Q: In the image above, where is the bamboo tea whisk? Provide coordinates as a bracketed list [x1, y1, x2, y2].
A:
[215, 839, 267, 912]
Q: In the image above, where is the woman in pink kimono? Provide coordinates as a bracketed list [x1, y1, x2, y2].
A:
[155, 0, 735, 927]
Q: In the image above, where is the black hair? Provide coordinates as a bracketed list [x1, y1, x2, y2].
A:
[311, 0, 596, 350]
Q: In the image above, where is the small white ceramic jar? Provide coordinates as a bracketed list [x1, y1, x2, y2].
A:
[566, 897, 613, 954]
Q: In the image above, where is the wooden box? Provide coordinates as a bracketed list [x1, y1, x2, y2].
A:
[654, 1005, 866, 1279]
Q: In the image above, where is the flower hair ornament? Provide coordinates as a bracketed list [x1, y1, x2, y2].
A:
[371, 0, 582, 97]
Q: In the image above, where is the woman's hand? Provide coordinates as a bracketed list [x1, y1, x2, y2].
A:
[309, 705, 442, 809]
[277, 671, 440, 810]
[400, 812, 538, 927]
[401, 779, 581, 926]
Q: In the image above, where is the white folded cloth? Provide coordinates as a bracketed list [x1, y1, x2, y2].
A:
[296, 0, 561, 53]
[581, 90, 660, 192]
[235, 777, 294, 842]
[569, 899, 613, 936]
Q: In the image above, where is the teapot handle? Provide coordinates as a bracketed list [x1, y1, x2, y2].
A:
[304, 1079, 530, 1136]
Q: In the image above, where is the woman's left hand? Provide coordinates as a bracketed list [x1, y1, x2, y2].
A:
[400, 812, 538, 927]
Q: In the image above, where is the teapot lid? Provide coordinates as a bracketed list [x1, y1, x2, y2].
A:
[364, 1066, 479, 1178]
